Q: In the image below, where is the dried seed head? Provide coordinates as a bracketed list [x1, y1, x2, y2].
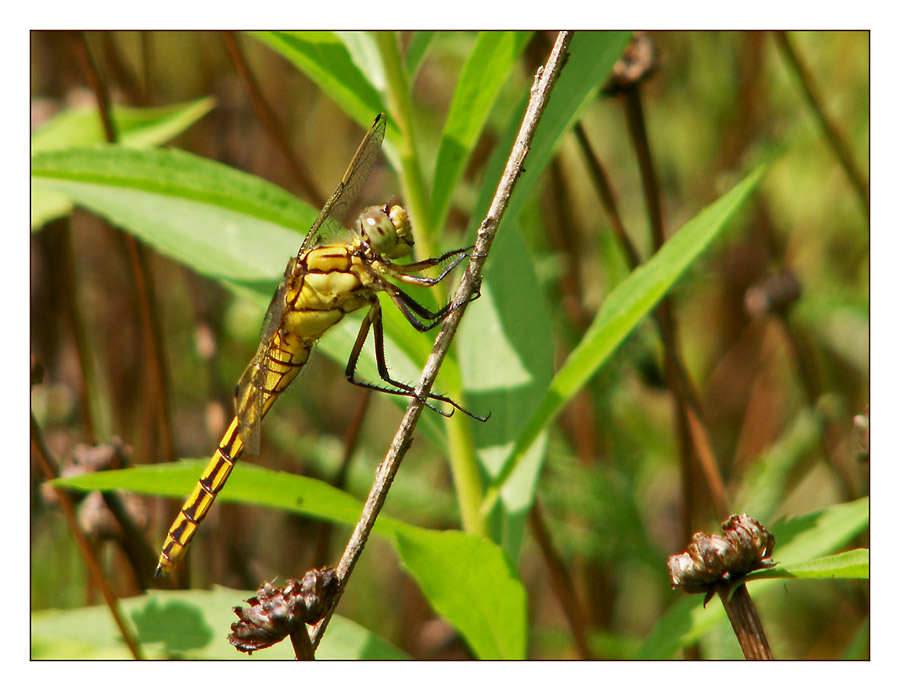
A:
[853, 410, 869, 463]
[40, 439, 147, 538]
[229, 580, 307, 654]
[745, 270, 802, 317]
[668, 514, 775, 594]
[602, 32, 659, 96]
[229, 567, 338, 654]
[297, 566, 339, 624]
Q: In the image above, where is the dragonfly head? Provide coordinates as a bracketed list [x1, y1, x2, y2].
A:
[361, 203, 414, 259]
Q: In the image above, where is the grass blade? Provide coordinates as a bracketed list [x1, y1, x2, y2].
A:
[483, 165, 768, 509]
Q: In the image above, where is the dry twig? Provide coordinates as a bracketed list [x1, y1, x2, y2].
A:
[309, 30, 575, 649]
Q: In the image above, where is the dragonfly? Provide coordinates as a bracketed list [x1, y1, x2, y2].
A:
[156, 113, 481, 578]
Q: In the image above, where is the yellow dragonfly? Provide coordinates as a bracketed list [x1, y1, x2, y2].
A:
[156, 113, 480, 577]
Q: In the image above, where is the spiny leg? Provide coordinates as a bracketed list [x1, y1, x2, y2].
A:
[381, 245, 480, 331]
[345, 300, 486, 420]
[386, 283, 479, 332]
[386, 246, 473, 288]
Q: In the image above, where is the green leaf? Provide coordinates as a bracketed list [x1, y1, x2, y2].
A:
[639, 497, 869, 659]
[766, 496, 870, 566]
[31, 145, 310, 284]
[429, 31, 531, 233]
[455, 32, 630, 552]
[30, 97, 214, 229]
[30, 145, 448, 445]
[32, 588, 407, 659]
[392, 527, 527, 659]
[469, 32, 633, 231]
[483, 164, 768, 510]
[56, 462, 526, 659]
[31, 98, 215, 153]
[734, 406, 826, 521]
[458, 223, 553, 560]
[749, 548, 869, 581]
[404, 31, 435, 78]
[249, 31, 387, 136]
[53, 460, 392, 535]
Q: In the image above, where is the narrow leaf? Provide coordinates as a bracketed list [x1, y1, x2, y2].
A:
[31, 97, 214, 229]
[484, 165, 768, 507]
[31, 98, 215, 153]
[429, 31, 531, 233]
[405, 31, 435, 78]
[750, 548, 869, 581]
[249, 31, 387, 136]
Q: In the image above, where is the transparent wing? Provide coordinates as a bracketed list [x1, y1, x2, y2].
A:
[236, 113, 387, 453]
[295, 112, 387, 257]
[257, 114, 386, 350]
[234, 342, 268, 457]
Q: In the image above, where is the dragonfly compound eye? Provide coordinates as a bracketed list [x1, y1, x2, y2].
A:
[362, 205, 413, 259]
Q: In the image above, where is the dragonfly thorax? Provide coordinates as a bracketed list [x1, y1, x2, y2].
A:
[359, 203, 414, 259]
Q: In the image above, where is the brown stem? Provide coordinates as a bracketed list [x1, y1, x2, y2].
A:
[308, 30, 575, 650]
[72, 32, 176, 464]
[290, 626, 316, 660]
[221, 31, 325, 208]
[31, 415, 143, 659]
[573, 122, 642, 268]
[577, 92, 730, 521]
[715, 582, 773, 660]
[528, 501, 592, 659]
[56, 222, 98, 442]
[622, 88, 664, 249]
[773, 31, 869, 220]
[625, 85, 730, 519]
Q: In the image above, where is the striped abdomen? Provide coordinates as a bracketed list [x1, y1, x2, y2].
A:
[155, 330, 311, 577]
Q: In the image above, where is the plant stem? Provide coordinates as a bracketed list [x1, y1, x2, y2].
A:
[221, 31, 325, 208]
[375, 31, 435, 260]
[72, 31, 176, 465]
[773, 31, 869, 220]
[31, 414, 144, 659]
[715, 582, 774, 660]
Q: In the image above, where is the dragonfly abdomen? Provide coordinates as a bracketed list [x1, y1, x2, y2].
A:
[155, 416, 245, 576]
[156, 333, 312, 577]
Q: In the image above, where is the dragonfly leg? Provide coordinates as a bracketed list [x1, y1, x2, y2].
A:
[386, 246, 473, 287]
[386, 284, 479, 332]
[346, 300, 487, 421]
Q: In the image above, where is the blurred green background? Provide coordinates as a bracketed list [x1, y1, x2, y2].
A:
[30, 31, 868, 659]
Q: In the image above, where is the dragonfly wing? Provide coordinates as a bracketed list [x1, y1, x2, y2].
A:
[238, 113, 387, 456]
[295, 113, 387, 256]
[260, 258, 295, 344]
[235, 342, 267, 457]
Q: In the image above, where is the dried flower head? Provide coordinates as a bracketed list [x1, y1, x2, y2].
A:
[40, 438, 147, 538]
[229, 567, 338, 654]
[745, 270, 802, 318]
[668, 514, 775, 595]
[602, 32, 659, 96]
